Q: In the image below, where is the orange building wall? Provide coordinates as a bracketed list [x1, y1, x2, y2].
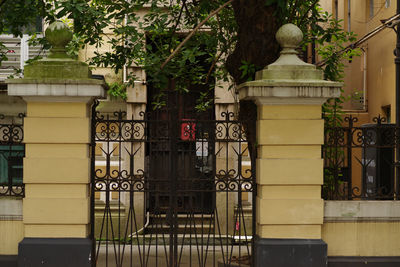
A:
[321, 0, 396, 121]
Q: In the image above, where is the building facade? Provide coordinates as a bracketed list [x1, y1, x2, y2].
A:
[320, 0, 396, 120]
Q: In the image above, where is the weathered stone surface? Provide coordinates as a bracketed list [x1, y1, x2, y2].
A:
[238, 23, 341, 104]
[7, 21, 95, 81]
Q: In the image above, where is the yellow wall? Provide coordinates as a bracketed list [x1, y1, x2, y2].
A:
[0, 220, 24, 255]
[321, 0, 396, 120]
[78, 19, 121, 84]
[323, 221, 400, 256]
[255, 104, 325, 239]
[22, 101, 91, 238]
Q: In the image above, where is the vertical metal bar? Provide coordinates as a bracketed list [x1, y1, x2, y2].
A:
[396, 0, 400, 199]
[21, 114, 25, 198]
[225, 148, 229, 264]
[168, 92, 179, 267]
[118, 119, 122, 266]
[251, 115, 257, 267]
[311, 42, 316, 64]
[347, 117, 353, 200]
[376, 121, 382, 200]
[90, 101, 97, 267]
[361, 126, 367, 199]
[237, 136, 242, 263]
[7, 142, 12, 196]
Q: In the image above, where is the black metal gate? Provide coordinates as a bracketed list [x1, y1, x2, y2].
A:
[90, 100, 256, 267]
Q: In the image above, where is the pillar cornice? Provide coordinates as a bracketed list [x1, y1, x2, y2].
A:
[238, 23, 341, 105]
[238, 84, 341, 106]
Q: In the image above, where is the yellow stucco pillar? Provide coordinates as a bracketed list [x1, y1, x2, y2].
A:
[6, 21, 105, 267]
[238, 24, 341, 267]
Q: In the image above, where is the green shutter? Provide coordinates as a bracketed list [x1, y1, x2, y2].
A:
[0, 145, 24, 185]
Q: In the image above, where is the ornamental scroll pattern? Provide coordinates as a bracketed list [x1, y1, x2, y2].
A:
[90, 101, 257, 267]
[323, 115, 400, 200]
[92, 109, 255, 194]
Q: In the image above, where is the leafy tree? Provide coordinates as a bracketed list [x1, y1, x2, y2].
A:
[0, 0, 55, 64]
[0, 0, 359, 107]
[1, 0, 360, 195]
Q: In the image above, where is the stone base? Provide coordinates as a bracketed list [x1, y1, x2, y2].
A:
[254, 237, 327, 267]
[328, 257, 400, 267]
[18, 238, 92, 267]
[0, 255, 18, 267]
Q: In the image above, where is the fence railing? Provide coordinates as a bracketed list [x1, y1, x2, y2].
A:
[0, 113, 25, 197]
[323, 115, 400, 200]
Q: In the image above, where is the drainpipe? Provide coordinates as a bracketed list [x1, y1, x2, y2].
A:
[397, 0, 400, 125]
[123, 14, 128, 83]
[20, 34, 29, 73]
[363, 49, 367, 111]
[396, 0, 400, 198]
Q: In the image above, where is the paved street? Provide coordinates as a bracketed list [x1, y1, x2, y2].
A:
[96, 244, 250, 267]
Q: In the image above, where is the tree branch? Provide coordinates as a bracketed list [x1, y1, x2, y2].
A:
[160, 0, 234, 70]
[168, 0, 186, 50]
[205, 52, 223, 83]
[298, 0, 319, 25]
[288, 0, 300, 23]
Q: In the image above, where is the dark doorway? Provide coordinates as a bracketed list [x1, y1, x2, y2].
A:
[146, 79, 215, 214]
[145, 34, 216, 214]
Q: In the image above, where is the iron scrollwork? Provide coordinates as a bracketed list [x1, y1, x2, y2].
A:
[323, 114, 400, 200]
[90, 103, 256, 267]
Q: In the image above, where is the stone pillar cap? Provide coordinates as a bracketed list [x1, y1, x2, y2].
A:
[45, 20, 73, 58]
[256, 23, 324, 80]
[270, 23, 313, 69]
[6, 21, 96, 81]
[6, 21, 106, 100]
[237, 23, 342, 105]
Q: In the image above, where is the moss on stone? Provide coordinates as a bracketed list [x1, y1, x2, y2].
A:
[16, 21, 95, 81]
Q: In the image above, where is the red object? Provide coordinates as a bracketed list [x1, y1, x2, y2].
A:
[181, 119, 196, 141]
[7, 50, 15, 53]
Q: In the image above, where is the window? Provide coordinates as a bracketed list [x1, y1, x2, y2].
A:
[347, 0, 351, 31]
[21, 16, 43, 34]
[334, 0, 338, 20]
[382, 105, 391, 123]
[0, 145, 24, 186]
[385, 0, 390, 8]
[370, 0, 374, 18]
[0, 114, 25, 197]
[3, 16, 43, 35]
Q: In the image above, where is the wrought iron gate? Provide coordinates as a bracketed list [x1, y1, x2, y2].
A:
[90, 100, 256, 267]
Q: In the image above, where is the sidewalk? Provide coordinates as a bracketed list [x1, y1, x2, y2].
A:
[96, 244, 249, 267]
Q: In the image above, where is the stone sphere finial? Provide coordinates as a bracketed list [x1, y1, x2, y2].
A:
[276, 23, 303, 51]
[45, 21, 73, 51]
[267, 23, 310, 67]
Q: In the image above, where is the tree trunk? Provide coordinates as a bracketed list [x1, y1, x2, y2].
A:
[226, 1, 281, 158]
[226, 0, 280, 85]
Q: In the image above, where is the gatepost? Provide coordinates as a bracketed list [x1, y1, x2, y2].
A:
[238, 24, 341, 266]
[6, 21, 105, 267]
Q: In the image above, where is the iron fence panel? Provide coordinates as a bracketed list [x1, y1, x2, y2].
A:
[90, 101, 256, 267]
[323, 115, 400, 200]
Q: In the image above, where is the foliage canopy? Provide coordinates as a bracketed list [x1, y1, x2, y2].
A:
[0, 0, 360, 109]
